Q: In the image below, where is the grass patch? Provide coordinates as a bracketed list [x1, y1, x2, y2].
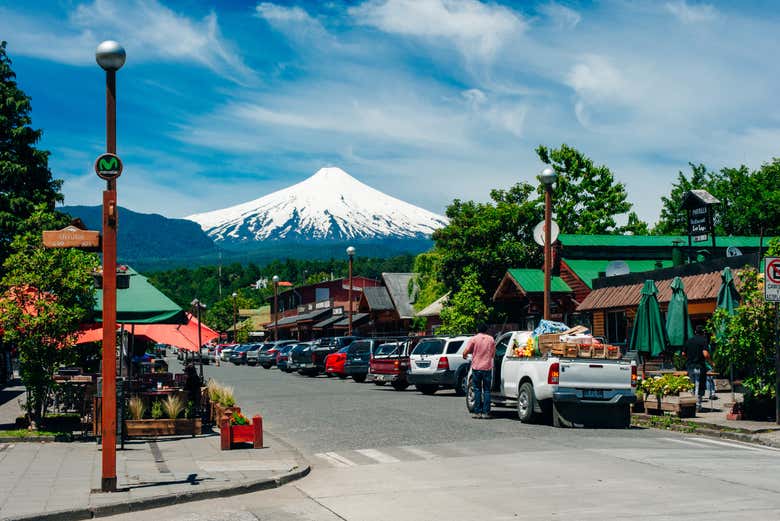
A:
[0, 429, 70, 438]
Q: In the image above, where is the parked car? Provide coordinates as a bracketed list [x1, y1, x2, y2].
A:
[465, 330, 637, 427]
[324, 346, 351, 378]
[219, 344, 237, 361]
[407, 336, 472, 395]
[297, 336, 359, 376]
[290, 342, 318, 375]
[344, 339, 399, 383]
[243, 343, 267, 366]
[369, 339, 419, 391]
[275, 344, 296, 372]
[286, 343, 313, 373]
[258, 340, 297, 369]
[229, 344, 255, 365]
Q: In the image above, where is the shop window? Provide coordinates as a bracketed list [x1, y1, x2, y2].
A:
[606, 311, 628, 344]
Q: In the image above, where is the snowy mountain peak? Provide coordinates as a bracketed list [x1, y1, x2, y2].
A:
[185, 167, 448, 245]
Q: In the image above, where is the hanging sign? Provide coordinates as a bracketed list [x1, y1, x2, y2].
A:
[688, 206, 710, 242]
[765, 257, 780, 302]
[42, 225, 100, 249]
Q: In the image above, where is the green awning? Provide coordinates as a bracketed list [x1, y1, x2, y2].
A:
[94, 267, 185, 324]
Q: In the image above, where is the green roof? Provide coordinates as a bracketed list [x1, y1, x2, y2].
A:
[95, 267, 185, 324]
[563, 259, 673, 289]
[559, 234, 772, 248]
[508, 269, 571, 293]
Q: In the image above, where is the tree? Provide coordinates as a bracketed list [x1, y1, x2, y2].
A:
[206, 292, 256, 333]
[0, 208, 98, 424]
[655, 160, 780, 237]
[536, 144, 643, 234]
[0, 42, 63, 266]
[438, 268, 491, 336]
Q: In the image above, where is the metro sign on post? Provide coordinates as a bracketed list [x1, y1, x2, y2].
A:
[765, 257, 780, 302]
[94, 153, 123, 181]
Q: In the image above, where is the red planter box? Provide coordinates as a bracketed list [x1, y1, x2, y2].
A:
[220, 415, 263, 450]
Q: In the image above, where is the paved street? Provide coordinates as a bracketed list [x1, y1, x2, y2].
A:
[97, 358, 780, 520]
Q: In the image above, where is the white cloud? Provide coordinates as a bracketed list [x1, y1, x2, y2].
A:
[539, 2, 581, 29]
[349, 0, 526, 61]
[0, 0, 254, 83]
[664, 1, 717, 24]
[256, 3, 316, 23]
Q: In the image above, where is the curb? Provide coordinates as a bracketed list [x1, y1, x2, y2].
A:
[3, 465, 310, 521]
[632, 414, 780, 450]
[1, 430, 312, 521]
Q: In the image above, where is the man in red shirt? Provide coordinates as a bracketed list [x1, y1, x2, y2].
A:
[462, 323, 496, 419]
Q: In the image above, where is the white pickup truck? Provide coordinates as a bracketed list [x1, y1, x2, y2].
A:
[467, 330, 637, 428]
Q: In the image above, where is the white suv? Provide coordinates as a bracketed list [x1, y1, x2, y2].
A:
[407, 336, 472, 395]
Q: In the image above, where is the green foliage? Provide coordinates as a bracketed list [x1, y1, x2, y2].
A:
[230, 411, 250, 425]
[536, 144, 641, 234]
[640, 374, 694, 398]
[412, 251, 446, 311]
[0, 42, 64, 266]
[150, 401, 163, 420]
[707, 267, 776, 398]
[236, 320, 252, 344]
[655, 160, 780, 236]
[438, 268, 492, 336]
[206, 292, 256, 333]
[0, 209, 98, 423]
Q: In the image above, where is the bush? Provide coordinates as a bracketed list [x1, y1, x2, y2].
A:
[128, 397, 146, 420]
[640, 374, 694, 398]
[151, 401, 163, 419]
[161, 395, 184, 419]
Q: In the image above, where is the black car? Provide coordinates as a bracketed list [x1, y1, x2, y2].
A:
[228, 344, 255, 365]
[343, 338, 398, 383]
[275, 344, 296, 372]
[299, 336, 359, 376]
[257, 340, 297, 369]
[286, 343, 313, 373]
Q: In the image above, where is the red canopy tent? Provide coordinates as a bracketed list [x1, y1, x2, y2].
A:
[75, 313, 218, 352]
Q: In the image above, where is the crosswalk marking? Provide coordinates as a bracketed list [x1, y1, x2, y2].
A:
[662, 436, 779, 454]
[315, 452, 358, 468]
[355, 448, 401, 464]
[399, 446, 438, 460]
[686, 437, 770, 452]
[661, 437, 711, 448]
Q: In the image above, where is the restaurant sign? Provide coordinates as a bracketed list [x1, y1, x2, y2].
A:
[43, 225, 100, 249]
[688, 205, 710, 243]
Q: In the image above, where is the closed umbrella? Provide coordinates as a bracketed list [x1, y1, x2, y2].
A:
[631, 280, 667, 376]
[715, 267, 740, 398]
[666, 277, 693, 350]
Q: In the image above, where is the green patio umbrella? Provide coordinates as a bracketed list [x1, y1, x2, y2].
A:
[715, 267, 740, 398]
[630, 280, 667, 359]
[665, 277, 693, 350]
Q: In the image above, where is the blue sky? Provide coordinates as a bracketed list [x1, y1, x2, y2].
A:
[2, 0, 779, 226]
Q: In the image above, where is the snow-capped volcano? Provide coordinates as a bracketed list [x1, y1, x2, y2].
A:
[186, 167, 448, 244]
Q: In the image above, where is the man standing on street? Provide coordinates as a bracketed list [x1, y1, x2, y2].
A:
[684, 325, 710, 410]
[463, 323, 496, 419]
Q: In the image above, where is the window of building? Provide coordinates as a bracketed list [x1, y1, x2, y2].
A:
[605, 311, 627, 345]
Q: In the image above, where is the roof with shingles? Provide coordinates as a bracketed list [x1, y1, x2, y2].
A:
[313, 315, 344, 329]
[415, 293, 449, 318]
[563, 259, 674, 289]
[332, 313, 369, 327]
[577, 270, 738, 311]
[363, 286, 395, 311]
[382, 273, 417, 319]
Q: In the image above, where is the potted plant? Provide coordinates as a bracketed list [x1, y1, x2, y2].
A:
[124, 394, 202, 436]
[220, 411, 263, 450]
[641, 374, 697, 417]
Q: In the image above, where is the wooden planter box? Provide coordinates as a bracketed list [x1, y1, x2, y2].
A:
[644, 392, 697, 418]
[212, 404, 240, 423]
[220, 415, 263, 450]
[124, 418, 202, 437]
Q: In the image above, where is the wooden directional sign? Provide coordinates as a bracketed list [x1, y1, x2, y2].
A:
[94, 153, 123, 180]
[43, 226, 100, 249]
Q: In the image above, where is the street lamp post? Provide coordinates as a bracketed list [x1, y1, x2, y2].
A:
[539, 167, 558, 322]
[191, 299, 206, 379]
[346, 246, 355, 335]
[96, 40, 125, 493]
[232, 292, 238, 343]
[272, 276, 279, 341]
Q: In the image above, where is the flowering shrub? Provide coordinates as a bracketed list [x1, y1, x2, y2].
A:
[230, 411, 250, 426]
[640, 374, 694, 398]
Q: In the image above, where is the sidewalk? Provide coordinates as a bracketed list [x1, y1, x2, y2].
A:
[635, 391, 780, 448]
[0, 430, 310, 521]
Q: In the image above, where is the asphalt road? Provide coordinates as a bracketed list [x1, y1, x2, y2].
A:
[100, 356, 780, 521]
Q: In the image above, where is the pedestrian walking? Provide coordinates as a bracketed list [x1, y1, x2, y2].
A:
[184, 363, 202, 413]
[215, 344, 221, 367]
[462, 323, 496, 419]
[684, 325, 710, 410]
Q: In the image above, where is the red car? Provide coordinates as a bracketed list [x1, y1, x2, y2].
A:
[324, 346, 350, 378]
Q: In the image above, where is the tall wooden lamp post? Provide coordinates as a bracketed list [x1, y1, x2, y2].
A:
[96, 40, 125, 493]
[346, 246, 355, 335]
[272, 276, 279, 341]
[539, 166, 558, 321]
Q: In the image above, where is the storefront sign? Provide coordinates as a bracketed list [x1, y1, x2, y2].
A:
[42, 225, 100, 249]
[688, 206, 710, 243]
[765, 257, 780, 302]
